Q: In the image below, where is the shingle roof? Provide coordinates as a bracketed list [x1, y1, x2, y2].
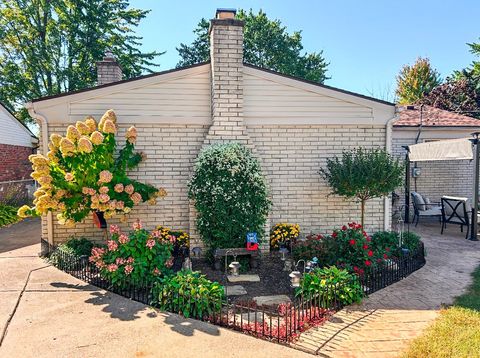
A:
[394, 105, 480, 127]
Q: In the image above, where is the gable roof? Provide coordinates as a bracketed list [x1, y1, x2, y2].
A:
[394, 105, 480, 128]
[0, 101, 37, 138]
[30, 61, 394, 109]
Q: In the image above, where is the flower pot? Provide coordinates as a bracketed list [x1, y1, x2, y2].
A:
[92, 211, 107, 229]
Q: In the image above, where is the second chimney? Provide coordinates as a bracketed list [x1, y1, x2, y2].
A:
[96, 51, 123, 85]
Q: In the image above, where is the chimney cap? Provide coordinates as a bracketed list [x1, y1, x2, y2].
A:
[215, 8, 236, 19]
[103, 50, 116, 61]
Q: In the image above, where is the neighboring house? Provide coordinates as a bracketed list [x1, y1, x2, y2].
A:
[0, 102, 38, 204]
[27, 9, 397, 248]
[392, 105, 480, 219]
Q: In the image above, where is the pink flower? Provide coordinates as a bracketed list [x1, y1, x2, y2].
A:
[130, 192, 142, 205]
[99, 186, 109, 194]
[124, 265, 133, 275]
[153, 268, 161, 276]
[99, 193, 110, 203]
[132, 220, 142, 231]
[107, 264, 118, 272]
[126, 257, 134, 264]
[115, 258, 125, 265]
[114, 183, 124, 193]
[109, 224, 120, 234]
[151, 230, 161, 238]
[89, 247, 105, 261]
[168, 235, 176, 243]
[118, 234, 129, 244]
[165, 257, 174, 268]
[146, 239, 156, 249]
[107, 240, 118, 251]
[125, 184, 134, 195]
[115, 201, 125, 210]
[64, 172, 74, 182]
[98, 170, 113, 183]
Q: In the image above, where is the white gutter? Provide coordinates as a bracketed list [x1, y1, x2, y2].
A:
[25, 102, 54, 246]
[384, 109, 399, 231]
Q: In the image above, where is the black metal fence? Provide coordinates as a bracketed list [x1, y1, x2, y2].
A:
[43, 240, 425, 344]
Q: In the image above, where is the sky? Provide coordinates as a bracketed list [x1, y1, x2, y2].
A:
[134, 0, 479, 102]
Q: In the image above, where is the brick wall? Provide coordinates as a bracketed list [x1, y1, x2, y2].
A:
[0, 143, 33, 181]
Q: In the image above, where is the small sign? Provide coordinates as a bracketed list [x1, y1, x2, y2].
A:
[246, 232, 258, 251]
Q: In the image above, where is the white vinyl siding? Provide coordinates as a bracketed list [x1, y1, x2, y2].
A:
[0, 105, 34, 147]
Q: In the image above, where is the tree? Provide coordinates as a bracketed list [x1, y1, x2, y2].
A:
[177, 9, 329, 83]
[419, 71, 480, 118]
[396, 57, 441, 104]
[319, 148, 404, 228]
[0, 0, 163, 124]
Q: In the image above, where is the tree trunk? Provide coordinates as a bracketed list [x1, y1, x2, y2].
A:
[361, 199, 366, 228]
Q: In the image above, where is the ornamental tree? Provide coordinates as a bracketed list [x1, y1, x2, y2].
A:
[188, 142, 270, 253]
[18, 109, 165, 226]
[396, 57, 441, 104]
[319, 148, 404, 227]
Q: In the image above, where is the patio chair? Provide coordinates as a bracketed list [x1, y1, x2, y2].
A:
[411, 192, 442, 226]
[441, 196, 471, 240]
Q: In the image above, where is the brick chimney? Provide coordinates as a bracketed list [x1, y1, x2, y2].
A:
[205, 9, 250, 144]
[96, 51, 123, 85]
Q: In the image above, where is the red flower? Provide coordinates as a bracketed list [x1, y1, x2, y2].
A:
[348, 222, 355, 228]
[383, 254, 388, 259]
[365, 260, 372, 266]
[349, 239, 356, 246]
[353, 266, 359, 272]
[332, 232, 338, 238]
[363, 244, 369, 249]
[386, 247, 390, 252]
[342, 225, 347, 231]
[366, 237, 371, 242]
[368, 250, 373, 257]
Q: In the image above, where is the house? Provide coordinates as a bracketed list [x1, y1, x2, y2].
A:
[0, 102, 37, 203]
[392, 105, 480, 219]
[27, 9, 397, 249]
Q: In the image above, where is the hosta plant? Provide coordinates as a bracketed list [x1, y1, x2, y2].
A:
[270, 222, 300, 250]
[0, 205, 20, 227]
[89, 221, 173, 286]
[296, 266, 363, 306]
[17, 109, 166, 226]
[152, 270, 224, 318]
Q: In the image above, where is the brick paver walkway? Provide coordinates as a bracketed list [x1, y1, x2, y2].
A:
[293, 222, 480, 357]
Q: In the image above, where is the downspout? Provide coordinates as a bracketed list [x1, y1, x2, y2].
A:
[25, 102, 54, 246]
[384, 109, 399, 230]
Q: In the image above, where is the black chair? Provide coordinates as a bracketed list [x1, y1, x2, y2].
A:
[441, 196, 470, 239]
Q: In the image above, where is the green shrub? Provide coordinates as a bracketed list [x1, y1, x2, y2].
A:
[370, 231, 399, 256]
[152, 270, 224, 318]
[400, 231, 421, 252]
[89, 222, 173, 286]
[0, 205, 20, 227]
[188, 142, 270, 253]
[62, 237, 95, 256]
[292, 234, 338, 267]
[296, 266, 363, 306]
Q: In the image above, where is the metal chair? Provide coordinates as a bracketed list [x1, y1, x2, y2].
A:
[441, 196, 470, 239]
[411, 192, 442, 226]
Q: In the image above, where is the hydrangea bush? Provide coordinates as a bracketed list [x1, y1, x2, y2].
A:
[188, 142, 270, 252]
[18, 110, 166, 225]
[89, 221, 174, 285]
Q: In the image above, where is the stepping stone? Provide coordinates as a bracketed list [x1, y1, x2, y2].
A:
[227, 274, 260, 282]
[225, 285, 247, 296]
[253, 295, 291, 306]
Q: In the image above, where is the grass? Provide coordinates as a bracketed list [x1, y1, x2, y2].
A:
[403, 265, 480, 358]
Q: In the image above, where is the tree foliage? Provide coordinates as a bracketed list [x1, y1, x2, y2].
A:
[319, 148, 404, 227]
[177, 9, 329, 83]
[396, 57, 441, 104]
[188, 143, 270, 254]
[0, 0, 162, 124]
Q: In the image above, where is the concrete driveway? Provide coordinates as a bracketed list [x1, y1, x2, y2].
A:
[0, 220, 308, 358]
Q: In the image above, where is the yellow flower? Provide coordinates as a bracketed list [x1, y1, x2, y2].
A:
[65, 220, 76, 228]
[125, 126, 137, 144]
[37, 175, 52, 186]
[100, 109, 117, 126]
[17, 205, 31, 218]
[102, 119, 116, 134]
[66, 125, 80, 141]
[47, 151, 58, 163]
[77, 136, 93, 153]
[59, 138, 75, 156]
[85, 116, 97, 132]
[90, 131, 104, 145]
[76, 121, 90, 135]
[50, 133, 63, 148]
[29, 154, 49, 167]
[56, 213, 66, 225]
[155, 188, 167, 198]
[34, 189, 46, 198]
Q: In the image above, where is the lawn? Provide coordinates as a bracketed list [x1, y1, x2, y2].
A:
[403, 265, 480, 358]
